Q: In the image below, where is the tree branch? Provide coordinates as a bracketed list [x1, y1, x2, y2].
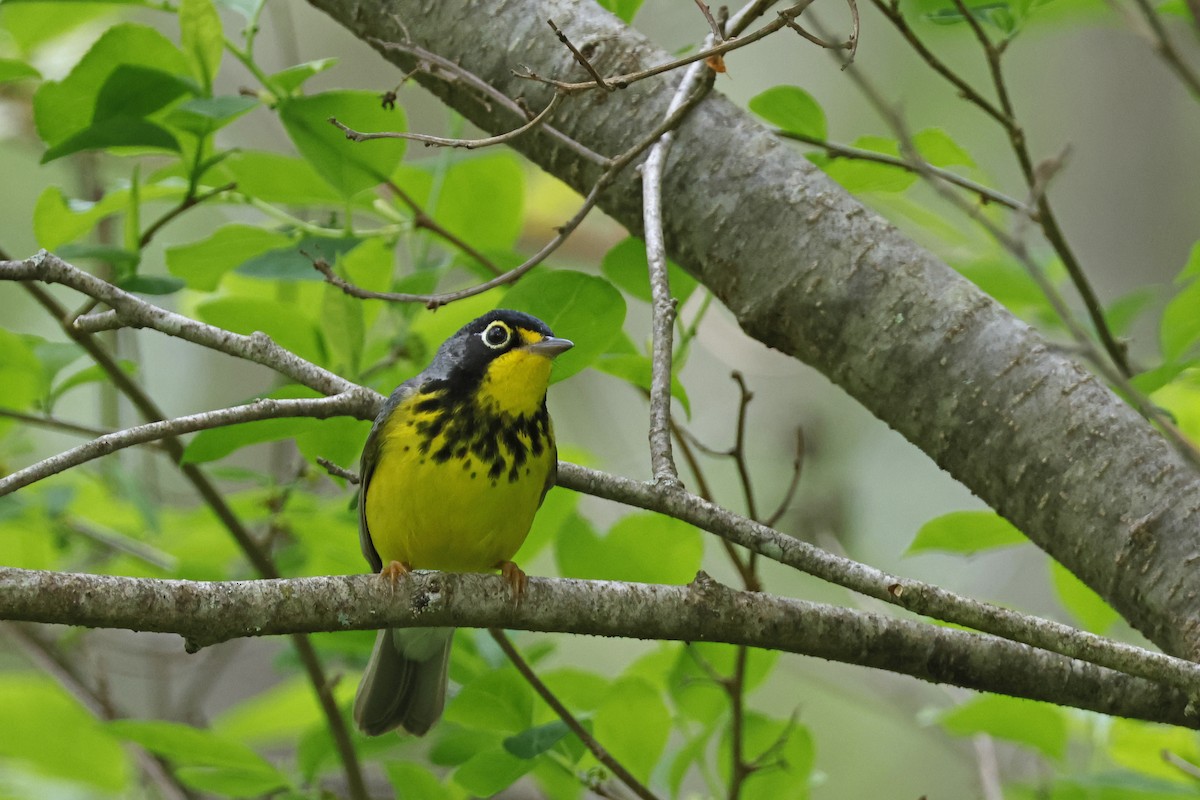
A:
[1, 566, 1195, 728]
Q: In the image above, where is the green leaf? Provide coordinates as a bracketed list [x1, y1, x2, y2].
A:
[236, 235, 362, 281]
[278, 90, 407, 198]
[216, 0, 265, 19]
[913, 127, 975, 168]
[270, 58, 339, 94]
[669, 732, 713, 797]
[212, 675, 333, 745]
[504, 720, 572, 758]
[119, 274, 186, 295]
[321, 283, 365, 375]
[0, 328, 47, 410]
[907, 510, 1027, 555]
[443, 670, 533, 733]
[433, 153, 524, 251]
[939, 695, 1067, 759]
[1107, 718, 1200, 782]
[817, 136, 917, 193]
[429, 726, 502, 767]
[1104, 287, 1157, 338]
[591, 677, 670, 782]
[386, 762, 460, 800]
[748, 85, 827, 140]
[1149, 372, 1200, 450]
[168, 95, 258, 136]
[33, 24, 190, 147]
[106, 719, 276, 770]
[222, 150, 344, 204]
[718, 713, 814, 798]
[452, 748, 535, 796]
[1049, 558, 1120, 634]
[0, 58, 40, 83]
[0, 675, 130, 791]
[174, 765, 288, 797]
[166, 224, 291, 291]
[600, 236, 697, 305]
[596, 0, 644, 21]
[502, 270, 626, 383]
[33, 183, 181, 250]
[556, 511, 703, 584]
[955, 256, 1052, 315]
[194, 295, 325, 364]
[42, 115, 181, 163]
[180, 0, 224, 92]
[1162, 278, 1200, 361]
[50, 359, 137, 407]
[1177, 241, 1200, 282]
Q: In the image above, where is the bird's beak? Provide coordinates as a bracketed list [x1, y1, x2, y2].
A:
[524, 336, 574, 358]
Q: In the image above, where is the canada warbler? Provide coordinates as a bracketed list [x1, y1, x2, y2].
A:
[353, 309, 573, 736]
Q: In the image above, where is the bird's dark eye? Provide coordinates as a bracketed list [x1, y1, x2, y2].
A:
[482, 321, 512, 349]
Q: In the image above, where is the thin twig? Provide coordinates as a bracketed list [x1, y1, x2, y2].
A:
[385, 179, 501, 276]
[329, 91, 564, 149]
[694, 0, 728, 40]
[368, 37, 606, 165]
[0, 407, 139, 442]
[779, 129, 1029, 210]
[0, 393, 368, 497]
[764, 428, 805, 527]
[316, 456, 360, 484]
[490, 630, 662, 800]
[62, 518, 178, 571]
[139, 183, 237, 249]
[547, 19, 611, 90]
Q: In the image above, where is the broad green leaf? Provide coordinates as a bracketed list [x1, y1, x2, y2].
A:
[600, 236, 697, 305]
[816, 136, 917, 193]
[429, 726, 502, 767]
[939, 695, 1067, 759]
[432, 153, 524, 251]
[538, 667, 610, 712]
[296, 415, 371, 471]
[669, 732, 713, 797]
[1162, 278, 1200, 361]
[28, 337, 84, 385]
[106, 719, 275, 770]
[907, 510, 1027, 555]
[0, 501, 57, 570]
[503, 270, 626, 382]
[386, 762, 461, 800]
[167, 225, 291, 290]
[0, 328, 46, 409]
[748, 85, 827, 140]
[443, 670, 533, 733]
[556, 511, 703, 585]
[596, 0, 644, 21]
[33, 182, 182, 250]
[1049, 558, 1120, 634]
[321, 283, 365, 375]
[236, 235, 362, 281]
[0, 675, 130, 791]
[173, 765, 288, 797]
[452, 748, 534, 796]
[167, 95, 258, 136]
[514, 484, 577, 563]
[42, 115, 180, 163]
[504, 720, 571, 758]
[212, 675, 331, 744]
[50, 359, 137, 407]
[94, 65, 191, 123]
[1108, 718, 1200, 782]
[270, 58, 339, 94]
[955, 256, 1054, 315]
[278, 90, 407, 198]
[1177, 241, 1200, 282]
[1104, 287, 1157, 338]
[222, 150, 343, 204]
[0, 58, 40, 83]
[194, 295, 325, 364]
[591, 677, 670, 782]
[180, 0, 224, 92]
[118, 275, 185, 295]
[1150, 370, 1200, 444]
[33, 24, 190, 147]
[913, 127, 976, 168]
[718, 713, 814, 798]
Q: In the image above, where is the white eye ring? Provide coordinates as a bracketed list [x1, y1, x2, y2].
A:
[482, 321, 512, 349]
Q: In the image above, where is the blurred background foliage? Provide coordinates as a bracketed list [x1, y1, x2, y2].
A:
[0, 0, 1198, 797]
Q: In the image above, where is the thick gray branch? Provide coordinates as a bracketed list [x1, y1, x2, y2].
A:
[304, 0, 1200, 660]
[0, 566, 1194, 727]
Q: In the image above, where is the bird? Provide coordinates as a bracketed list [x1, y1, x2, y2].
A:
[353, 309, 573, 736]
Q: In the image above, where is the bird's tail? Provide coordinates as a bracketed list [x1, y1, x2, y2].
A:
[353, 627, 453, 736]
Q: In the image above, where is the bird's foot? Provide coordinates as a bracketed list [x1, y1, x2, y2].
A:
[497, 560, 527, 601]
[379, 560, 411, 593]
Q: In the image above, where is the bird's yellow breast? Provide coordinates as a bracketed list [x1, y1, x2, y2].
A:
[363, 376, 555, 573]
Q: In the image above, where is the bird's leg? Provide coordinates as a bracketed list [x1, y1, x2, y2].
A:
[497, 560, 527, 600]
[379, 560, 411, 593]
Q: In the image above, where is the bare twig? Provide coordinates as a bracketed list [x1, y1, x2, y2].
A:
[1125, 0, 1200, 100]
[491, 630, 661, 800]
[0, 407, 136, 442]
[316, 456, 360, 483]
[385, 179, 501, 276]
[139, 182, 237, 249]
[329, 90, 564, 149]
[1163, 748, 1200, 781]
[547, 19, 611, 90]
[0, 393, 370, 497]
[694, 0, 728, 40]
[764, 428, 805, 528]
